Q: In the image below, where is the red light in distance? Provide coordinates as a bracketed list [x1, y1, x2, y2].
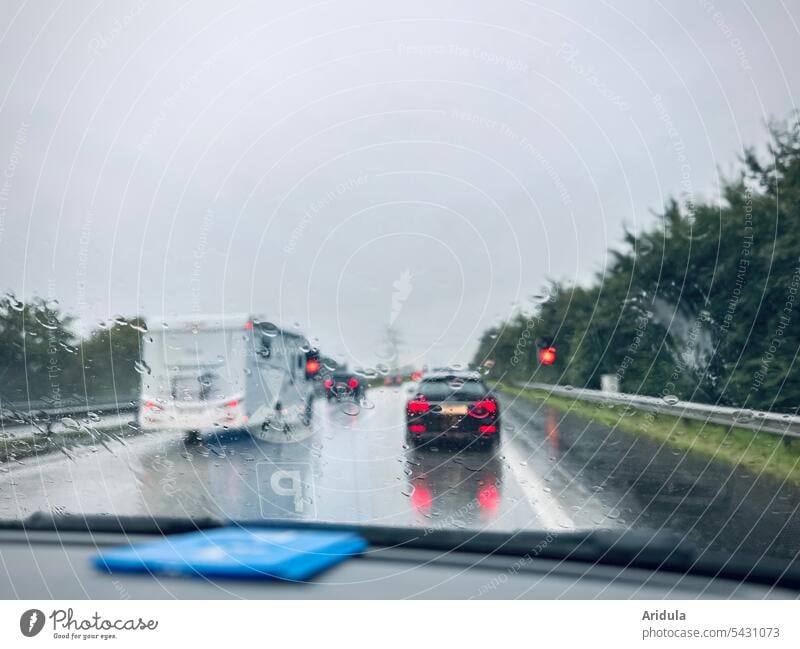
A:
[539, 346, 557, 365]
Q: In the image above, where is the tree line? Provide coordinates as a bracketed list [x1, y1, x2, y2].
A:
[0, 297, 142, 406]
[473, 116, 800, 413]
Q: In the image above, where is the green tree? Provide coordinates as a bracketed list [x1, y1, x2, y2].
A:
[475, 115, 800, 412]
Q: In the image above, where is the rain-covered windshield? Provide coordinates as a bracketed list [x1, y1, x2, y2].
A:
[2, 1, 800, 567]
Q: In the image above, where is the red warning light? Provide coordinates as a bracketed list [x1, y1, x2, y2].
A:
[539, 346, 557, 365]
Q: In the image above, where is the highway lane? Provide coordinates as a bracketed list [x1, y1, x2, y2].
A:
[2, 387, 799, 561]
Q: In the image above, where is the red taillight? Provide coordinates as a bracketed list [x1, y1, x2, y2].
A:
[407, 398, 430, 414]
[477, 483, 500, 511]
[324, 378, 334, 389]
[244, 321, 253, 330]
[409, 424, 426, 433]
[306, 359, 321, 374]
[470, 399, 498, 418]
[410, 482, 432, 511]
[143, 400, 160, 410]
[225, 399, 240, 409]
[348, 377, 358, 389]
[478, 424, 497, 434]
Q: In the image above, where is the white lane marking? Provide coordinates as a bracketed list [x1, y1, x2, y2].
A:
[501, 436, 575, 531]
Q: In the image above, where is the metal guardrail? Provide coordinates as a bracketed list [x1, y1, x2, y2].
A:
[517, 382, 800, 440]
[0, 399, 137, 427]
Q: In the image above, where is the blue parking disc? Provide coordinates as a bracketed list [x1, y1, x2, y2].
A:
[94, 527, 368, 581]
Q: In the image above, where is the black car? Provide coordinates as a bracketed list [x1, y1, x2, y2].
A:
[405, 372, 500, 447]
[323, 371, 365, 401]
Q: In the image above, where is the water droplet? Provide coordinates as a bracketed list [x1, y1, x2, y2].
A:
[341, 402, 360, 416]
[662, 394, 679, 406]
[5, 293, 25, 311]
[637, 238, 654, 256]
[449, 377, 465, 390]
[530, 291, 550, 304]
[359, 398, 375, 410]
[34, 312, 58, 330]
[61, 417, 80, 430]
[255, 321, 279, 337]
[134, 360, 151, 375]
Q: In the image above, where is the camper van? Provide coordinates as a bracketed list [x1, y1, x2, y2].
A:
[138, 314, 316, 441]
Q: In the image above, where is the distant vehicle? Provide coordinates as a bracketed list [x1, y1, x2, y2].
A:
[405, 371, 500, 448]
[138, 314, 315, 440]
[323, 370, 364, 401]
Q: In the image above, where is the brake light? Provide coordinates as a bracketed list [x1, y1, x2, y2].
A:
[409, 424, 426, 433]
[143, 400, 160, 411]
[477, 483, 500, 511]
[407, 398, 430, 414]
[410, 482, 432, 512]
[306, 359, 321, 374]
[244, 321, 253, 330]
[470, 399, 498, 418]
[324, 378, 334, 389]
[225, 399, 240, 409]
[348, 377, 359, 389]
[478, 424, 497, 434]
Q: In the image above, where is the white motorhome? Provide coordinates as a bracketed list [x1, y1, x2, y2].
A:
[138, 314, 315, 440]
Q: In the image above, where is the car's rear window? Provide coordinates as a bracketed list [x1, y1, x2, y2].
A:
[418, 378, 489, 401]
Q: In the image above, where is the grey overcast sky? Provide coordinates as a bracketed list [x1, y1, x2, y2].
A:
[0, 0, 798, 369]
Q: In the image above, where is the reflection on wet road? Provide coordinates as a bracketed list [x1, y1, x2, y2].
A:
[2, 387, 800, 559]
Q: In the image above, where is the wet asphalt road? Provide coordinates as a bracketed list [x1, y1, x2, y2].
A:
[2, 387, 799, 561]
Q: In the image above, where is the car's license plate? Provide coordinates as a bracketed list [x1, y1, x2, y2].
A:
[440, 403, 468, 415]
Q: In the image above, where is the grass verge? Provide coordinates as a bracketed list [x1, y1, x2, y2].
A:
[496, 383, 800, 486]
